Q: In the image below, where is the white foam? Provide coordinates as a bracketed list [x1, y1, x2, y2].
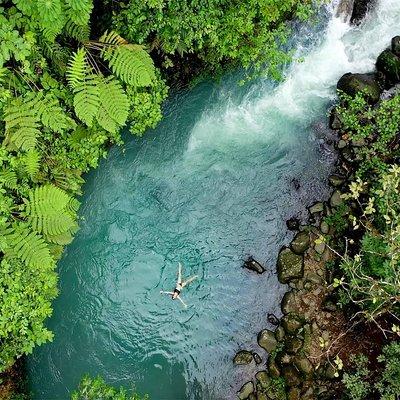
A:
[186, 0, 400, 153]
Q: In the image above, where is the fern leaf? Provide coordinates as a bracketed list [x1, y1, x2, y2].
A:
[66, 48, 88, 89]
[4, 223, 54, 268]
[37, 0, 65, 41]
[23, 149, 41, 178]
[36, 96, 76, 132]
[97, 77, 129, 129]
[73, 75, 100, 126]
[65, 0, 93, 27]
[64, 20, 90, 42]
[103, 44, 156, 87]
[0, 169, 18, 189]
[99, 31, 128, 46]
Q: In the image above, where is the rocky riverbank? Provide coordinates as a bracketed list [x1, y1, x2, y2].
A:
[234, 8, 400, 400]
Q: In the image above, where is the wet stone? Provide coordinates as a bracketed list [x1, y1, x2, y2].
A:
[234, 350, 254, 365]
[244, 257, 266, 274]
[294, 355, 314, 377]
[275, 325, 286, 342]
[337, 139, 347, 149]
[309, 202, 324, 214]
[281, 290, 296, 315]
[290, 231, 310, 255]
[285, 337, 303, 354]
[267, 357, 281, 378]
[320, 221, 330, 234]
[257, 329, 277, 353]
[277, 248, 304, 284]
[238, 381, 254, 400]
[281, 313, 304, 334]
[253, 352, 262, 365]
[330, 190, 343, 208]
[255, 370, 270, 389]
[286, 217, 301, 231]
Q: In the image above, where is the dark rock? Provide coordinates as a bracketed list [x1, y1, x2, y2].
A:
[329, 107, 342, 130]
[351, 0, 376, 24]
[288, 387, 301, 400]
[255, 370, 270, 389]
[290, 231, 310, 255]
[309, 202, 324, 214]
[281, 290, 296, 315]
[234, 350, 254, 365]
[277, 248, 304, 284]
[253, 352, 262, 365]
[294, 355, 314, 377]
[282, 313, 304, 334]
[341, 146, 354, 162]
[337, 72, 381, 104]
[291, 178, 301, 191]
[244, 257, 266, 274]
[392, 36, 400, 57]
[328, 174, 345, 187]
[275, 325, 286, 342]
[282, 365, 301, 387]
[376, 49, 400, 85]
[238, 381, 254, 400]
[267, 313, 280, 326]
[257, 329, 277, 353]
[275, 351, 292, 367]
[267, 357, 281, 377]
[286, 217, 300, 231]
[285, 337, 303, 354]
[330, 190, 343, 208]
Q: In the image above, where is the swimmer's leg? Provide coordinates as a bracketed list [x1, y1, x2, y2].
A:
[160, 291, 175, 295]
[182, 275, 198, 288]
[177, 262, 182, 284]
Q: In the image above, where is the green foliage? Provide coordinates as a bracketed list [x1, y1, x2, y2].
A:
[71, 375, 148, 400]
[342, 355, 371, 400]
[375, 342, 400, 400]
[325, 203, 349, 236]
[0, 0, 167, 375]
[111, 0, 320, 79]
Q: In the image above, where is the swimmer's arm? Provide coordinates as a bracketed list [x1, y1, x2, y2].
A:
[177, 295, 187, 308]
[182, 275, 198, 288]
[160, 291, 175, 295]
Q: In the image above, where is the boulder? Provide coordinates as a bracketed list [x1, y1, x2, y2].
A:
[234, 350, 254, 365]
[255, 371, 270, 389]
[277, 248, 304, 284]
[330, 190, 343, 208]
[329, 174, 345, 187]
[281, 313, 304, 334]
[320, 221, 330, 234]
[285, 337, 303, 354]
[376, 49, 400, 85]
[257, 329, 277, 353]
[351, 0, 376, 24]
[267, 357, 281, 377]
[275, 325, 286, 342]
[253, 352, 262, 364]
[281, 290, 297, 315]
[244, 257, 266, 274]
[238, 381, 254, 400]
[329, 107, 342, 130]
[282, 365, 301, 387]
[337, 73, 381, 104]
[314, 241, 326, 255]
[294, 355, 314, 377]
[309, 202, 324, 214]
[290, 231, 310, 255]
[392, 36, 400, 57]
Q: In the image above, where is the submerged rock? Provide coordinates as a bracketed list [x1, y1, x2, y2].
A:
[244, 257, 266, 274]
[267, 313, 280, 326]
[234, 350, 254, 365]
[286, 217, 300, 231]
[237, 381, 254, 400]
[290, 231, 310, 255]
[376, 49, 400, 85]
[337, 73, 381, 103]
[257, 329, 277, 353]
[277, 248, 304, 284]
[253, 352, 262, 364]
[351, 0, 376, 24]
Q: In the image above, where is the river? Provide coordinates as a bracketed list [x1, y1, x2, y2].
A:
[27, 1, 400, 398]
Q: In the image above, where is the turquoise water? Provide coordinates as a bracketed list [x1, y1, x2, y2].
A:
[27, 1, 400, 398]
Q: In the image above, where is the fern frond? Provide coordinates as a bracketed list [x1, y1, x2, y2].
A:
[99, 31, 128, 46]
[0, 169, 18, 189]
[3, 98, 41, 150]
[36, 96, 76, 132]
[65, 0, 93, 27]
[102, 44, 156, 87]
[37, 0, 65, 41]
[64, 20, 90, 43]
[73, 74, 100, 126]
[3, 223, 54, 268]
[24, 185, 77, 237]
[23, 149, 41, 178]
[42, 41, 71, 76]
[97, 77, 129, 131]
[66, 48, 88, 89]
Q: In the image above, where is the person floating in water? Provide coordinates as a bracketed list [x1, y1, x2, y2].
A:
[160, 262, 198, 308]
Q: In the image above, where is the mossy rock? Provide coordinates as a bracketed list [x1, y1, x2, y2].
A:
[237, 381, 254, 400]
[376, 49, 400, 84]
[281, 313, 304, 334]
[255, 370, 270, 389]
[267, 356, 281, 378]
[285, 337, 303, 354]
[290, 231, 310, 255]
[234, 350, 254, 365]
[277, 248, 304, 284]
[288, 387, 301, 400]
[329, 190, 343, 208]
[337, 72, 381, 104]
[258, 329, 277, 353]
[275, 325, 286, 342]
[309, 202, 324, 214]
[281, 290, 297, 315]
[293, 355, 314, 377]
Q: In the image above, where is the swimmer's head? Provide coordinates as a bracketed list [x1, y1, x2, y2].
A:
[172, 292, 178, 300]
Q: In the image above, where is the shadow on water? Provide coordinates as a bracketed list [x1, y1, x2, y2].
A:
[27, 1, 400, 398]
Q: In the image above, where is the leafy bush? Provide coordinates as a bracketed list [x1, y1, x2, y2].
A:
[342, 354, 371, 400]
[71, 376, 148, 400]
[111, 0, 320, 79]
